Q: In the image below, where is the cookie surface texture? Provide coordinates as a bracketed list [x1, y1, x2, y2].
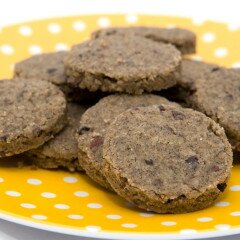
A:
[103, 105, 232, 213]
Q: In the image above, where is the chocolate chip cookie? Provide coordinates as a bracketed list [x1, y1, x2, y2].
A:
[27, 103, 88, 172]
[92, 26, 196, 54]
[0, 79, 67, 157]
[188, 68, 240, 152]
[77, 94, 179, 190]
[65, 35, 181, 94]
[14, 51, 104, 102]
[103, 105, 232, 213]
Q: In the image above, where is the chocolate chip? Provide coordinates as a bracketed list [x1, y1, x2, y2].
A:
[77, 126, 91, 135]
[158, 105, 165, 112]
[185, 156, 199, 170]
[145, 159, 154, 165]
[90, 136, 104, 150]
[0, 135, 8, 141]
[47, 68, 57, 74]
[217, 183, 227, 192]
[211, 165, 220, 172]
[172, 110, 186, 120]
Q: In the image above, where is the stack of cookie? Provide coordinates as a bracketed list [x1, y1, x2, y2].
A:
[1, 26, 237, 214]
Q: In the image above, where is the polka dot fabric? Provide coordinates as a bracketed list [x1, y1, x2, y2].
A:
[0, 14, 240, 238]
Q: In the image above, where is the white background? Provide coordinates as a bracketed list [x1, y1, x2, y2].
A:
[0, 0, 240, 239]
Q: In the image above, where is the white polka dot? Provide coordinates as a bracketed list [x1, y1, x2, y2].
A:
[74, 191, 89, 197]
[28, 45, 42, 55]
[19, 26, 32, 36]
[190, 55, 202, 61]
[230, 185, 240, 191]
[41, 192, 56, 198]
[32, 214, 47, 220]
[68, 214, 84, 220]
[197, 217, 213, 222]
[27, 178, 42, 185]
[48, 23, 61, 34]
[180, 229, 197, 234]
[232, 62, 240, 68]
[161, 221, 177, 226]
[5, 191, 21, 197]
[215, 201, 230, 207]
[215, 48, 228, 58]
[86, 226, 101, 232]
[166, 24, 176, 29]
[125, 14, 138, 24]
[63, 176, 78, 183]
[97, 17, 110, 28]
[73, 21, 86, 31]
[0, 178, 4, 183]
[106, 214, 122, 220]
[139, 212, 155, 217]
[20, 203, 36, 209]
[1, 44, 14, 55]
[121, 223, 137, 228]
[202, 32, 216, 43]
[87, 203, 102, 209]
[192, 18, 205, 25]
[228, 23, 240, 31]
[230, 211, 240, 216]
[215, 224, 231, 230]
[55, 43, 69, 51]
[54, 204, 70, 210]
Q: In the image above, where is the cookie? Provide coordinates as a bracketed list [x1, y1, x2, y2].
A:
[92, 26, 196, 54]
[160, 59, 219, 103]
[0, 79, 67, 157]
[65, 35, 181, 94]
[27, 103, 88, 172]
[188, 68, 240, 152]
[77, 94, 179, 190]
[14, 52, 104, 102]
[179, 59, 219, 89]
[103, 105, 232, 213]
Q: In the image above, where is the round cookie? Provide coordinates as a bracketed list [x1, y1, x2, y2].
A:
[77, 94, 179, 190]
[179, 59, 219, 89]
[160, 59, 219, 103]
[103, 105, 232, 213]
[0, 79, 67, 157]
[27, 103, 88, 172]
[188, 68, 240, 152]
[65, 35, 181, 94]
[14, 52, 104, 102]
[92, 26, 196, 54]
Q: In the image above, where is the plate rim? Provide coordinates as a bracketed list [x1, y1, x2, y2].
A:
[1, 210, 240, 240]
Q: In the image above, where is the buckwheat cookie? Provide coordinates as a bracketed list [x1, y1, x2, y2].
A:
[65, 35, 181, 94]
[92, 26, 196, 54]
[77, 94, 179, 190]
[179, 59, 219, 89]
[160, 59, 219, 103]
[0, 79, 67, 157]
[27, 103, 88, 172]
[188, 68, 240, 152]
[14, 52, 104, 102]
[103, 105, 232, 213]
